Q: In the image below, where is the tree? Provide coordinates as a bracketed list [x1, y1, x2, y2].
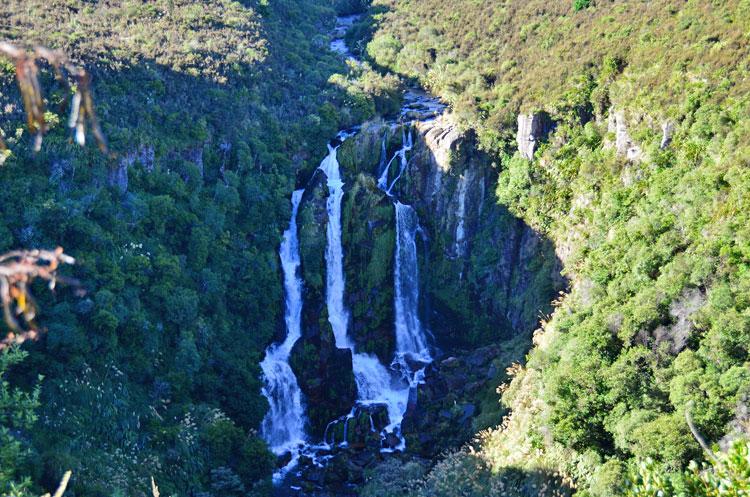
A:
[0, 347, 39, 496]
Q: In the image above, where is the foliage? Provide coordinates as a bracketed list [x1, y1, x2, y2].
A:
[328, 61, 404, 126]
[361, 458, 427, 497]
[0, 0, 366, 494]
[626, 439, 750, 497]
[363, 0, 750, 495]
[0, 348, 39, 497]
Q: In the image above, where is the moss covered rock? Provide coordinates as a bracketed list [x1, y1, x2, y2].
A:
[342, 174, 397, 362]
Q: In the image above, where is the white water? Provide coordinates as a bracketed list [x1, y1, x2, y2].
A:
[394, 202, 431, 363]
[261, 14, 445, 477]
[378, 127, 414, 195]
[262, 124, 435, 474]
[378, 127, 433, 450]
[260, 189, 307, 479]
[319, 140, 413, 448]
[319, 144, 353, 349]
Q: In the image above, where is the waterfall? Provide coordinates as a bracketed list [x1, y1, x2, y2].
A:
[262, 13, 446, 486]
[316, 124, 432, 453]
[386, 128, 413, 195]
[394, 202, 431, 363]
[260, 189, 307, 479]
[319, 138, 412, 450]
[378, 127, 413, 194]
[319, 143, 354, 349]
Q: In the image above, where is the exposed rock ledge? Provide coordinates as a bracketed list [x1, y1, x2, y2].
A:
[415, 114, 461, 172]
[516, 112, 554, 160]
[606, 109, 643, 161]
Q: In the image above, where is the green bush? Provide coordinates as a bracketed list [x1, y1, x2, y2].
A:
[626, 439, 750, 497]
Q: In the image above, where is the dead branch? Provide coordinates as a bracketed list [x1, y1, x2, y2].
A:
[0, 41, 107, 158]
[0, 247, 77, 350]
[686, 400, 718, 463]
[41, 470, 72, 497]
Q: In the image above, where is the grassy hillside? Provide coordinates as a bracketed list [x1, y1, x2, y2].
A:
[356, 0, 750, 495]
[0, 1, 375, 495]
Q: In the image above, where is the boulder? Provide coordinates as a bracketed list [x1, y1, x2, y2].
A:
[416, 115, 461, 172]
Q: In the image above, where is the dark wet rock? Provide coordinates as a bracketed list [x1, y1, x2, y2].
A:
[290, 335, 357, 437]
[402, 344, 510, 457]
[341, 174, 396, 363]
[276, 451, 293, 469]
[384, 432, 401, 449]
[325, 404, 388, 447]
[441, 356, 459, 368]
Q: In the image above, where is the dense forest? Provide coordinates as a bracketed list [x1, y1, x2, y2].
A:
[0, 1, 396, 495]
[355, 0, 750, 495]
[1, 0, 749, 496]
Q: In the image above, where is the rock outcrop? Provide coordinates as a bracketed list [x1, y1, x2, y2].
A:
[660, 121, 675, 150]
[399, 115, 563, 346]
[108, 145, 156, 192]
[286, 113, 563, 482]
[295, 170, 359, 436]
[516, 112, 554, 160]
[607, 109, 642, 161]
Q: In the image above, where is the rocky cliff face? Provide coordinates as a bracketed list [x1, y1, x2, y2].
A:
[516, 112, 554, 161]
[292, 172, 358, 436]
[390, 115, 563, 349]
[288, 114, 563, 466]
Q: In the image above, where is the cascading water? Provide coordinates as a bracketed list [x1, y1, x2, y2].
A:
[260, 189, 307, 479]
[264, 15, 445, 486]
[394, 202, 431, 364]
[378, 127, 433, 451]
[378, 127, 414, 195]
[316, 122, 434, 454]
[319, 138, 412, 449]
[319, 143, 352, 349]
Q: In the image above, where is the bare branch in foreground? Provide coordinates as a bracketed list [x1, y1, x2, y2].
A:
[0, 247, 77, 350]
[40, 470, 72, 497]
[0, 41, 108, 159]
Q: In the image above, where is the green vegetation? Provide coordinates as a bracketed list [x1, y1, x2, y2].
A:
[0, 0, 375, 494]
[2, 0, 749, 494]
[357, 0, 750, 495]
[0, 349, 39, 496]
[627, 439, 750, 497]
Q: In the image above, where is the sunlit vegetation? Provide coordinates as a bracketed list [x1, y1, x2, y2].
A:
[0, 0, 368, 494]
[357, 0, 750, 495]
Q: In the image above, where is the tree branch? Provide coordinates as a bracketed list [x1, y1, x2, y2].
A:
[0, 247, 77, 350]
[0, 41, 107, 157]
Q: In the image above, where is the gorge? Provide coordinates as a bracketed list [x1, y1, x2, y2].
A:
[2, 1, 748, 496]
[257, 14, 563, 494]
